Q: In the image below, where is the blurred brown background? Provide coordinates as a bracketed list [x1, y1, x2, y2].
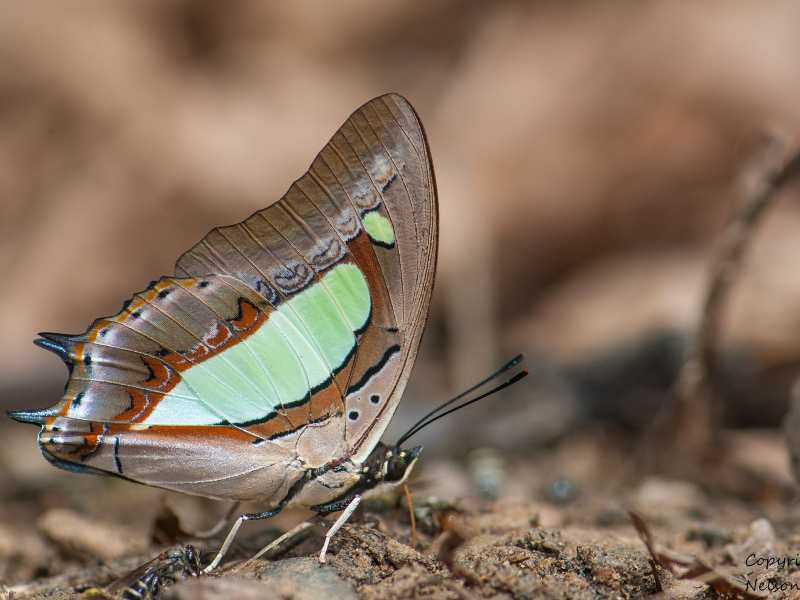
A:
[3, 0, 800, 455]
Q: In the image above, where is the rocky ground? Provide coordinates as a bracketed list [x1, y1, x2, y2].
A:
[2, 419, 798, 600]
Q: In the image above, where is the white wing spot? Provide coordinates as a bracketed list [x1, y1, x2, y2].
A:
[369, 154, 395, 191]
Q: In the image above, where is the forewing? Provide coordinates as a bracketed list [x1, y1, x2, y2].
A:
[174, 93, 437, 462]
[313, 96, 438, 461]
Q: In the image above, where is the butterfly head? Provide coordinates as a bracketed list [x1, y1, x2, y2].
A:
[357, 443, 421, 499]
[383, 445, 421, 483]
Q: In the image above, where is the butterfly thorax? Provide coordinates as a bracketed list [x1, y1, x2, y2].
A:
[288, 442, 421, 513]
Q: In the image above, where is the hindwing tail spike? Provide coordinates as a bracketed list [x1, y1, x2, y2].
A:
[34, 338, 70, 362]
[35, 332, 81, 362]
[7, 409, 51, 425]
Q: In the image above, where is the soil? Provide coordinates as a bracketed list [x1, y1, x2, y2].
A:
[2, 420, 799, 600]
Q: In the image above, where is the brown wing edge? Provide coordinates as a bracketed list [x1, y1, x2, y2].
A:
[348, 93, 440, 461]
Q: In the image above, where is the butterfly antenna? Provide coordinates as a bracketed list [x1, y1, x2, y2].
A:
[395, 367, 529, 448]
[396, 354, 524, 448]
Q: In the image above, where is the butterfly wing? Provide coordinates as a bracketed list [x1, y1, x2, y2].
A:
[323, 96, 437, 462]
[11, 94, 437, 503]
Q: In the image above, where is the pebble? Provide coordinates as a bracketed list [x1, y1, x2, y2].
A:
[37, 508, 148, 560]
[258, 557, 358, 600]
[726, 517, 776, 573]
[164, 578, 281, 600]
[635, 477, 706, 513]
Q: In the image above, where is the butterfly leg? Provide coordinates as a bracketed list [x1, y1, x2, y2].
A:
[319, 494, 362, 564]
[202, 506, 283, 573]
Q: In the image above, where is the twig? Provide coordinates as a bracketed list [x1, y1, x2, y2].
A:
[677, 135, 800, 408]
[628, 509, 768, 599]
[629, 135, 800, 479]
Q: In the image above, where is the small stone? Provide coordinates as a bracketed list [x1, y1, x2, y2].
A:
[726, 517, 776, 574]
[635, 477, 706, 512]
[514, 527, 564, 555]
[164, 578, 280, 600]
[575, 544, 657, 597]
[383, 538, 420, 569]
[37, 508, 148, 561]
[258, 557, 358, 600]
[662, 580, 709, 599]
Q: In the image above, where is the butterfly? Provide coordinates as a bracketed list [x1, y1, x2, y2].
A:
[105, 546, 201, 600]
[9, 93, 438, 568]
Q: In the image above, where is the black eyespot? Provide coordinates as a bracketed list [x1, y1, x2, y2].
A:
[385, 455, 406, 482]
[83, 354, 91, 365]
[131, 310, 142, 319]
[199, 281, 210, 288]
[158, 289, 170, 299]
[370, 394, 380, 404]
[348, 410, 359, 421]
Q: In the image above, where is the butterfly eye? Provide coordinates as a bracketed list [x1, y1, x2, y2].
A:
[385, 455, 406, 482]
